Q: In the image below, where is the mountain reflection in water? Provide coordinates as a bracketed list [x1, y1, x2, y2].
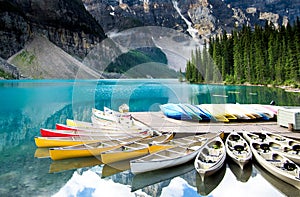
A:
[51, 162, 290, 197]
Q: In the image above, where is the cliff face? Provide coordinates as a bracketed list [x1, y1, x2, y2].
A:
[8, 35, 102, 79]
[0, 0, 106, 60]
[0, 0, 299, 78]
[82, 0, 299, 39]
[0, 57, 19, 79]
[82, 0, 188, 33]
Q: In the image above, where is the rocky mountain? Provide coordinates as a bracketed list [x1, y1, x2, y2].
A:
[0, 0, 106, 60]
[0, 0, 299, 79]
[82, 0, 299, 40]
[8, 35, 102, 79]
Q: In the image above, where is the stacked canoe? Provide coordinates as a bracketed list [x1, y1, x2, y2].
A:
[35, 107, 169, 162]
[33, 105, 300, 190]
[160, 103, 279, 122]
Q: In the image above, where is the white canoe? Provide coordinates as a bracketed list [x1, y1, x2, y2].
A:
[91, 113, 150, 132]
[130, 135, 208, 174]
[92, 107, 132, 122]
[225, 132, 252, 169]
[249, 140, 300, 189]
[264, 131, 299, 146]
[66, 119, 118, 129]
[194, 136, 226, 180]
[243, 132, 300, 165]
[269, 141, 300, 165]
[248, 104, 275, 119]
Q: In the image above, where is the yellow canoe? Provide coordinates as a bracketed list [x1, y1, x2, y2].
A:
[200, 104, 231, 122]
[100, 133, 174, 164]
[35, 136, 107, 148]
[34, 134, 145, 148]
[49, 135, 150, 161]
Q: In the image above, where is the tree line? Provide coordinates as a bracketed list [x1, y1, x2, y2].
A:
[185, 18, 300, 87]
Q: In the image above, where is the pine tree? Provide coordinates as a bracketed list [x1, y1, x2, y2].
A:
[185, 19, 300, 87]
[233, 30, 243, 83]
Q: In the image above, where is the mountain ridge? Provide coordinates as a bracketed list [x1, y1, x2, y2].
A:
[0, 0, 299, 79]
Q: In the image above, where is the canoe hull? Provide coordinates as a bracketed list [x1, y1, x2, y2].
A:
[130, 148, 200, 174]
[194, 137, 226, 179]
[101, 134, 174, 164]
[251, 145, 300, 189]
[101, 148, 149, 164]
[243, 132, 300, 189]
[34, 137, 99, 148]
[148, 144, 174, 154]
[159, 103, 192, 120]
[49, 145, 121, 161]
[40, 128, 79, 137]
[225, 132, 252, 170]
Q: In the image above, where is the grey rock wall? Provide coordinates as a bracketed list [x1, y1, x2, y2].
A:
[0, 57, 19, 79]
[0, 0, 106, 60]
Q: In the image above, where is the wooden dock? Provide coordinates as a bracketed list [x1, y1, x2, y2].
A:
[131, 112, 300, 140]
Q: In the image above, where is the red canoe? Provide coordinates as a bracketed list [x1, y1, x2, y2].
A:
[40, 128, 146, 137]
[55, 123, 121, 132]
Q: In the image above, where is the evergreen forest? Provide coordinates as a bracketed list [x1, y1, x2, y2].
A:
[185, 18, 300, 87]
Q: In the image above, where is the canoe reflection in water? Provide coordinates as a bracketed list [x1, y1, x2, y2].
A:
[131, 161, 195, 192]
[196, 164, 226, 196]
[255, 164, 300, 197]
[49, 156, 102, 173]
[34, 148, 50, 158]
[228, 160, 252, 183]
[102, 159, 131, 178]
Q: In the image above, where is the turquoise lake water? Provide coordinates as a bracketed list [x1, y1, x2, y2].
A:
[0, 79, 299, 196]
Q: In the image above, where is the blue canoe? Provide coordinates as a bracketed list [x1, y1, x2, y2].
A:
[183, 104, 212, 121]
[160, 103, 192, 120]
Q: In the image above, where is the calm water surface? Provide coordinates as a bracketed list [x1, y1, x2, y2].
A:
[0, 79, 299, 196]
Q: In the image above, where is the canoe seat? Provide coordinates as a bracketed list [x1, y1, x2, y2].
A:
[198, 153, 207, 162]
[266, 159, 283, 168]
[199, 152, 219, 163]
[205, 155, 219, 163]
[187, 146, 202, 151]
[208, 148, 222, 156]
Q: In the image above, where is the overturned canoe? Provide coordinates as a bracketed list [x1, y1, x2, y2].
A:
[201, 104, 238, 121]
[159, 103, 192, 120]
[184, 104, 211, 121]
[177, 104, 202, 121]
